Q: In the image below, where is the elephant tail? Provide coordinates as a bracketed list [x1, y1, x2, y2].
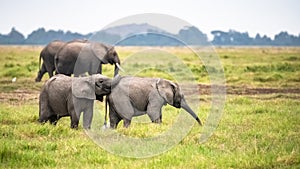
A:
[54, 54, 61, 74]
[38, 49, 45, 71]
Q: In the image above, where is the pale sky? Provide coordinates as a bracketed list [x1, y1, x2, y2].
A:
[0, 0, 299, 40]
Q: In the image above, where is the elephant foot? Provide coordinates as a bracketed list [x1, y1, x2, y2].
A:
[35, 78, 41, 82]
[152, 118, 162, 124]
[71, 124, 79, 129]
[38, 118, 47, 124]
[83, 125, 91, 130]
[50, 121, 58, 125]
[123, 119, 131, 128]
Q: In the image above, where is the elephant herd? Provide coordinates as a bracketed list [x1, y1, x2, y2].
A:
[37, 40, 203, 129]
[35, 39, 121, 82]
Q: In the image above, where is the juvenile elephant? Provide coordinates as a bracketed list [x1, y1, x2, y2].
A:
[39, 74, 112, 129]
[106, 76, 203, 128]
[35, 40, 66, 82]
[55, 40, 121, 77]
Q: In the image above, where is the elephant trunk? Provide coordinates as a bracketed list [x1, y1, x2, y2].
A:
[111, 74, 122, 88]
[114, 62, 124, 77]
[113, 57, 120, 77]
[114, 64, 119, 77]
[181, 98, 203, 126]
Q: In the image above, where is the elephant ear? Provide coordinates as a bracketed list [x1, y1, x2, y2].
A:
[156, 79, 179, 105]
[72, 76, 96, 100]
[91, 42, 108, 63]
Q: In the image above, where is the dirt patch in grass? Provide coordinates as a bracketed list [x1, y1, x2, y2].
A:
[0, 89, 39, 103]
[0, 84, 299, 104]
[198, 84, 300, 95]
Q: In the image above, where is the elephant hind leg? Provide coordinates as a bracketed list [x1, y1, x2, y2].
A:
[110, 117, 121, 129]
[108, 100, 122, 129]
[70, 115, 79, 129]
[109, 110, 122, 129]
[123, 119, 131, 128]
[49, 115, 59, 125]
[36, 63, 47, 82]
[39, 92, 53, 123]
[109, 94, 135, 128]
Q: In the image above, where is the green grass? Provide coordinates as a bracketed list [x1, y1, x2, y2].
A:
[0, 46, 299, 168]
[215, 47, 300, 87]
[0, 46, 299, 89]
[0, 95, 299, 168]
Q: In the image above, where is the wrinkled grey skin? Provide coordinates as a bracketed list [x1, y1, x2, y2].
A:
[55, 40, 120, 77]
[107, 76, 203, 128]
[39, 74, 112, 129]
[35, 40, 66, 82]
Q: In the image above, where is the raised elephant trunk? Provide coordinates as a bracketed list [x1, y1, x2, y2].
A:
[180, 98, 203, 125]
[103, 75, 122, 126]
[115, 62, 124, 76]
[113, 56, 120, 77]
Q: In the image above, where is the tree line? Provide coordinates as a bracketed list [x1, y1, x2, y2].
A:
[211, 30, 300, 46]
[0, 27, 299, 46]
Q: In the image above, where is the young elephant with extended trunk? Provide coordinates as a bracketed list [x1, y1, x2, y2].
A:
[106, 76, 203, 128]
[39, 74, 112, 129]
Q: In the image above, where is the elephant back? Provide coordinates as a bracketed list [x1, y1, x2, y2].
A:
[55, 41, 88, 75]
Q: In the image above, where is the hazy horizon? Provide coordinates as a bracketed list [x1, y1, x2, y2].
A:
[1, 0, 299, 40]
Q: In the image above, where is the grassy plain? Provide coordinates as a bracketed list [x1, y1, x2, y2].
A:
[0, 46, 299, 168]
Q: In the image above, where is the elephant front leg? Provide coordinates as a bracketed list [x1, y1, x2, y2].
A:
[152, 112, 162, 123]
[69, 101, 80, 129]
[82, 102, 94, 129]
[96, 63, 102, 74]
[147, 103, 163, 124]
[152, 117, 162, 123]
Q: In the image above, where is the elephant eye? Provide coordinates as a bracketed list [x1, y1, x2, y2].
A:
[95, 82, 101, 88]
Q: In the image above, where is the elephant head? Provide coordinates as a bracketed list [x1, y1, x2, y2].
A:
[72, 74, 112, 101]
[156, 79, 203, 125]
[91, 42, 122, 76]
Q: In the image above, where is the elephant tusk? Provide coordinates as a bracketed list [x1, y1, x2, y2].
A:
[116, 63, 125, 72]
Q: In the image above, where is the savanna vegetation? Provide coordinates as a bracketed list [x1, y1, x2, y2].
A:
[0, 46, 299, 168]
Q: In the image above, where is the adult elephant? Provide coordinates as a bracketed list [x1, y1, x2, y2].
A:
[35, 40, 66, 82]
[55, 40, 121, 77]
[39, 74, 113, 129]
[106, 76, 203, 128]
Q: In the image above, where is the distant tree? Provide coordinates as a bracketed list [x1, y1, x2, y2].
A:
[211, 30, 228, 45]
[0, 27, 25, 44]
[273, 31, 300, 46]
[1, 26, 299, 46]
[90, 31, 121, 45]
[178, 26, 208, 45]
[226, 30, 253, 45]
[25, 28, 89, 44]
[254, 33, 272, 45]
[64, 31, 90, 41]
[212, 30, 275, 46]
[25, 28, 64, 44]
[25, 28, 48, 44]
[117, 33, 183, 46]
